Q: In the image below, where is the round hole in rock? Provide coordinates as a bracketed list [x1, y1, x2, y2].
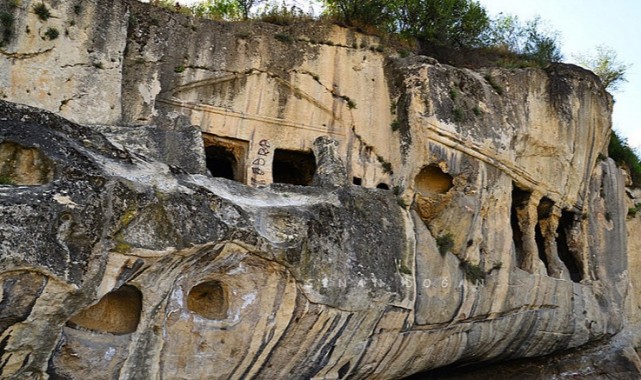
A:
[187, 280, 228, 320]
[415, 165, 454, 196]
[0, 141, 54, 185]
[376, 183, 390, 190]
[67, 285, 142, 335]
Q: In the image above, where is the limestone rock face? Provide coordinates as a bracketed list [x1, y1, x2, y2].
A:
[0, 0, 638, 379]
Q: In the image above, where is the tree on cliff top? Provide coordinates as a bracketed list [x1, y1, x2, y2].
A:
[192, 0, 242, 20]
[236, 0, 264, 19]
[574, 45, 629, 92]
[322, 0, 397, 32]
[395, 0, 490, 49]
[481, 14, 562, 66]
[323, 0, 490, 49]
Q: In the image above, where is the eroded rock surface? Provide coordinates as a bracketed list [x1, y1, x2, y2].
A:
[0, 0, 639, 379]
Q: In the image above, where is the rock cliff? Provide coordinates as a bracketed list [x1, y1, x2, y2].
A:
[0, 0, 639, 378]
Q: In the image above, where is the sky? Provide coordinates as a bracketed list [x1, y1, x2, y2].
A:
[168, 0, 640, 150]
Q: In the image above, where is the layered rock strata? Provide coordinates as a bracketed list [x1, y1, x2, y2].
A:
[0, 0, 638, 378]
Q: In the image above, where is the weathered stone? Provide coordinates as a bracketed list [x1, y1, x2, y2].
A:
[0, 0, 638, 378]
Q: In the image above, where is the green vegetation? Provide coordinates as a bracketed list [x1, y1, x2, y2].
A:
[483, 74, 504, 95]
[399, 260, 412, 274]
[481, 14, 562, 66]
[628, 204, 641, 219]
[144, 0, 562, 68]
[375, 154, 392, 174]
[0, 12, 13, 28]
[0, 11, 14, 45]
[436, 233, 454, 255]
[452, 106, 464, 122]
[575, 45, 629, 92]
[0, 175, 14, 185]
[396, 0, 490, 49]
[609, 130, 641, 188]
[346, 98, 356, 109]
[321, 0, 561, 67]
[44, 27, 59, 40]
[461, 261, 485, 283]
[323, 0, 397, 34]
[192, 0, 242, 20]
[174, 65, 186, 73]
[391, 119, 400, 132]
[258, 2, 312, 25]
[33, 3, 51, 21]
[274, 33, 294, 44]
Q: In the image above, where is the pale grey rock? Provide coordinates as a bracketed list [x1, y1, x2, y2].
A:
[0, 0, 639, 378]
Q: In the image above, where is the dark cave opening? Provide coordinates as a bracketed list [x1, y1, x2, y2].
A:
[272, 149, 316, 186]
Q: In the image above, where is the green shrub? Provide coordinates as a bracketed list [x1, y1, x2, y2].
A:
[628, 205, 640, 218]
[274, 33, 294, 44]
[453, 106, 464, 122]
[0, 175, 13, 185]
[258, 3, 311, 25]
[33, 3, 51, 21]
[436, 233, 454, 255]
[449, 88, 458, 100]
[484, 74, 504, 95]
[399, 260, 412, 274]
[397, 0, 490, 49]
[171, 0, 263, 21]
[609, 130, 641, 187]
[339, 95, 356, 109]
[174, 65, 185, 73]
[0, 12, 14, 28]
[481, 14, 562, 67]
[391, 119, 400, 131]
[374, 154, 392, 174]
[0, 12, 14, 45]
[323, 0, 396, 34]
[44, 27, 59, 40]
[461, 261, 486, 283]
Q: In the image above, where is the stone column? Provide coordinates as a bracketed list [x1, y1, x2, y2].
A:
[246, 136, 274, 187]
[539, 207, 569, 280]
[515, 192, 541, 274]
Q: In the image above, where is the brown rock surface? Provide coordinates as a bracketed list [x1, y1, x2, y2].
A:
[0, 1, 638, 379]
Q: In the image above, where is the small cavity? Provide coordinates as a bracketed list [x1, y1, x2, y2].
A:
[0, 141, 54, 185]
[272, 149, 316, 186]
[187, 280, 228, 320]
[415, 165, 453, 195]
[67, 285, 143, 335]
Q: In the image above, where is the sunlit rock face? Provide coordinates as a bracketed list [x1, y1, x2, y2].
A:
[1, 0, 639, 379]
